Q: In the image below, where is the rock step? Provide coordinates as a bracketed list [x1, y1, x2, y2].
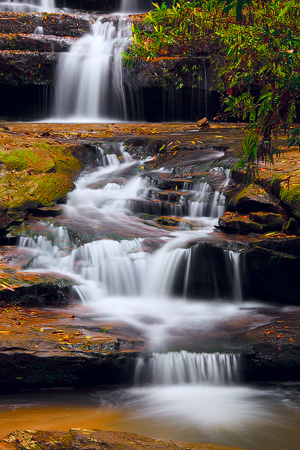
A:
[0, 33, 75, 52]
[0, 50, 57, 85]
[0, 11, 90, 37]
[0, 304, 144, 390]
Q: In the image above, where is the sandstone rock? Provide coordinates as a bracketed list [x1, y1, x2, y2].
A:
[0, 136, 98, 236]
[0, 12, 90, 37]
[0, 51, 57, 86]
[0, 304, 144, 390]
[0, 428, 246, 450]
[218, 211, 286, 234]
[0, 34, 75, 53]
[218, 212, 268, 234]
[231, 183, 282, 213]
[248, 211, 285, 229]
[280, 183, 300, 219]
[239, 315, 300, 382]
[243, 244, 300, 304]
[197, 117, 210, 129]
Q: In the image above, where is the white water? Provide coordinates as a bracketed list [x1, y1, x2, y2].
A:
[15, 142, 300, 450]
[0, 0, 55, 12]
[135, 351, 241, 385]
[189, 181, 226, 218]
[18, 142, 279, 349]
[53, 16, 131, 121]
[120, 0, 152, 13]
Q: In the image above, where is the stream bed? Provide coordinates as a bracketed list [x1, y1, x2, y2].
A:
[0, 137, 299, 450]
[0, 382, 300, 450]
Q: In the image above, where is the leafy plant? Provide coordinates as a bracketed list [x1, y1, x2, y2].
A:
[123, 0, 300, 173]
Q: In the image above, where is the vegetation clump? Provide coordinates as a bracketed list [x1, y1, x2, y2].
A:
[123, 0, 300, 171]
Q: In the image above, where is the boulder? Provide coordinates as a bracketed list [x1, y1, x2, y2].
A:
[231, 183, 282, 213]
[0, 304, 144, 390]
[197, 117, 210, 129]
[239, 315, 300, 382]
[0, 429, 245, 450]
[218, 211, 285, 234]
[0, 134, 98, 236]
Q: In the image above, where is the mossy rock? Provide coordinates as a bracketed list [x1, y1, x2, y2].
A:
[0, 138, 82, 223]
[218, 212, 268, 234]
[231, 183, 281, 213]
[248, 212, 285, 229]
[280, 184, 300, 219]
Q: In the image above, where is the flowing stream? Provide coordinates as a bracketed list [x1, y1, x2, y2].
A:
[0, 0, 55, 12]
[4, 140, 298, 450]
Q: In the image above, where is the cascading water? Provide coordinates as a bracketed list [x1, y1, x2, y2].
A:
[19, 141, 250, 350]
[13, 140, 300, 450]
[0, 0, 55, 12]
[135, 351, 241, 385]
[53, 0, 154, 121]
[53, 17, 131, 121]
[188, 181, 226, 218]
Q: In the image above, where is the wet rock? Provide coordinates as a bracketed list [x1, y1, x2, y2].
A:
[218, 212, 269, 234]
[0, 33, 75, 52]
[218, 211, 285, 234]
[0, 51, 57, 86]
[239, 315, 300, 382]
[248, 211, 285, 228]
[283, 217, 300, 235]
[0, 428, 245, 450]
[231, 183, 282, 213]
[280, 183, 300, 219]
[0, 305, 144, 390]
[156, 216, 193, 230]
[0, 12, 91, 37]
[123, 56, 218, 91]
[243, 244, 300, 304]
[0, 268, 74, 306]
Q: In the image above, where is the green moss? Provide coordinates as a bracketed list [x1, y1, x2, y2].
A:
[280, 185, 300, 219]
[0, 140, 82, 211]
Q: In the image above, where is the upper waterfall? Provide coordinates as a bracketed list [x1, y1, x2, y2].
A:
[120, 0, 153, 13]
[0, 0, 55, 12]
[53, 17, 131, 121]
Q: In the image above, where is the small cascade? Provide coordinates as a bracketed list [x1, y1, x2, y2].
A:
[189, 182, 226, 218]
[34, 26, 44, 34]
[17, 140, 249, 348]
[226, 250, 243, 302]
[0, 0, 55, 12]
[53, 17, 131, 121]
[135, 351, 241, 385]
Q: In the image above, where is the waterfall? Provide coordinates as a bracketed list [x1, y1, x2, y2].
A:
[0, 0, 55, 12]
[189, 182, 226, 218]
[53, 17, 131, 121]
[135, 351, 241, 385]
[226, 250, 243, 302]
[17, 140, 251, 348]
[120, 0, 153, 13]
